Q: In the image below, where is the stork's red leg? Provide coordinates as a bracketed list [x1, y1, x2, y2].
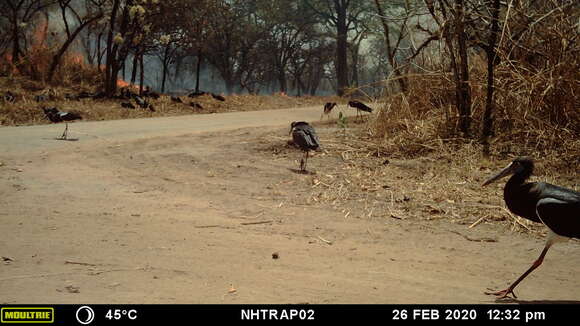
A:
[485, 244, 551, 299]
[60, 123, 68, 140]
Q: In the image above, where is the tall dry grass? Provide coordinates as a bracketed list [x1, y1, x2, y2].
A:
[371, 1, 579, 173]
[1, 43, 102, 87]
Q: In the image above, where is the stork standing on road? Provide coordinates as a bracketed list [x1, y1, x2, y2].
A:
[348, 101, 373, 121]
[290, 121, 320, 172]
[482, 157, 580, 299]
[42, 107, 82, 140]
[320, 102, 337, 120]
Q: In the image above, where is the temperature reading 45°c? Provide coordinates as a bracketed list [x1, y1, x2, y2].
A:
[105, 309, 138, 320]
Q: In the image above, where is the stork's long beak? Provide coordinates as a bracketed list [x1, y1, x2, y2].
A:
[482, 162, 516, 186]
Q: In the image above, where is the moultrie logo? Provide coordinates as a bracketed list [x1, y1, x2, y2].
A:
[1, 307, 54, 323]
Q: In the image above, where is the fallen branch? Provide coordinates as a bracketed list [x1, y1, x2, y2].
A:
[0, 268, 138, 282]
[65, 260, 97, 266]
[317, 236, 333, 245]
[240, 220, 273, 226]
[449, 230, 497, 242]
[468, 216, 486, 229]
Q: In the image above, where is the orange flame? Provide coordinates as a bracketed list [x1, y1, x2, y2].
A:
[69, 53, 84, 66]
[117, 79, 140, 90]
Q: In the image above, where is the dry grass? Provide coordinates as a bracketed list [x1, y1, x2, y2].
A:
[281, 9, 579, 237]
[259, 119, 578, 240]
[257, 12, 579, 237]
[365, 0, 580, 172]
[323, 30, 579, 236]
[0, 76, 344, 126]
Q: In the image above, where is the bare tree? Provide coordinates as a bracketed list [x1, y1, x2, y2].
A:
[481, 0, 501, 155]
[47, 0, 104, 82]
[103, 0, 164, 95]
[372, 0, 413, 92]
[306, 0, 370, 96]
[203, 0, 265, 94]
[0, 0, 57, 74]
[453, 0, 472, 135]
[414, 0, 473, 135]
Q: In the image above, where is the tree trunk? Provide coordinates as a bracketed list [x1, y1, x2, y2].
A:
[11, 22, 22, 73]
[131, 53, 138, 84]
[195, 52, 202, 92]
[481, 0, 501, 155]
[97, 32, 103, 69]
[122, 59, 126, 81]
[161, 64, 167, 93]
[105, 0, 132, 96]
[278, 70, 287, 93]
[373, 0, 407, 93]
[455, 0, 472, 135]
[351, 48, 359, 87]
[161, 44, 170, 93]
[335, 0, 349, 96]
[443, 32, 463, 127]
[139, 54, 144, 95]
[309, 63, 323, 96]
[224, 77, 235, 95]
[105, 0, 121, 95]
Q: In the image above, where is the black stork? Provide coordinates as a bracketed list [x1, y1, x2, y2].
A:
[42, 107, 83, 140]
[482, 157, 580, 299]
[121, 102, 136, 109]
[133, 95, 155, 112]
[143, 86, 160, 99]
[348, 101, 373, 121]
[320, 102, 337, 120]
[211, 93, 226, 102]
[3, 91, 16, 103]
[171, 96, 183, 103]
[289, 121, 320, 172]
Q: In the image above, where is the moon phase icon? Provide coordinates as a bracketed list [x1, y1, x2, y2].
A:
[76, 306, 95, 325]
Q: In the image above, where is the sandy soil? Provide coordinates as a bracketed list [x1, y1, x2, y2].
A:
[0, 107, 578, 304]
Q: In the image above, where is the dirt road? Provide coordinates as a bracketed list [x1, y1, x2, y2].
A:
[0, 106, 578, 304]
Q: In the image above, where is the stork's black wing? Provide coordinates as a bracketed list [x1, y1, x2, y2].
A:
[292, 124, 320, 151]
[301, 125, 320, 150]
[59, 111, 82, 121]
[349, 101, 373, 112]
[536, 184, 580, 239]
[537, 182, 580, 203]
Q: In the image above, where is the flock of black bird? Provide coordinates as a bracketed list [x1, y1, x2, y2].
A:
[292, 101, 374, 172]
[4, 90, 578, 299]
[319, 101, 374, 121]
[2, 87, 229, 140]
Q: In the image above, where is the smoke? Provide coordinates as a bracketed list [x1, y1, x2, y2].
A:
[120, 54, 230, 95]
[8, 0, 340, 96]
